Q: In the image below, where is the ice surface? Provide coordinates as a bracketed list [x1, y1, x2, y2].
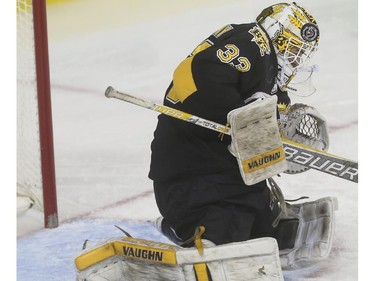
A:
[16, 0, 359, 280]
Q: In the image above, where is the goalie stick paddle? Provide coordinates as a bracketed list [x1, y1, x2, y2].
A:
[105, 86, 358, 183]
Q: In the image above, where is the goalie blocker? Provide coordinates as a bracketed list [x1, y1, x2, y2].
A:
[227, 94, 288, 185]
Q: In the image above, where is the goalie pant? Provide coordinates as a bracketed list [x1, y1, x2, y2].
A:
[153, 172, 280, 246]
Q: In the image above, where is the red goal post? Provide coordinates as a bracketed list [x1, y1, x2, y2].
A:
[17, 0, 58, 228]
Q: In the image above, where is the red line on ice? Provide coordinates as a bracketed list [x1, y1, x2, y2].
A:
[61, 189, 154, 223]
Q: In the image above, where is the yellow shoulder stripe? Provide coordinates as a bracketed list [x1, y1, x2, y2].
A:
[167, 56, 197, 103]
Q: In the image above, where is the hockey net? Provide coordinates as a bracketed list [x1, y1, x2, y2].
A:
[17, 0, 58, 228]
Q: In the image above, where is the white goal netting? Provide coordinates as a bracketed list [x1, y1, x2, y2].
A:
[17, 0, 45, 214]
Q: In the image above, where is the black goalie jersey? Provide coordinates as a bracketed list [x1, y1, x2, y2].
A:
[149, 23, 290, 182]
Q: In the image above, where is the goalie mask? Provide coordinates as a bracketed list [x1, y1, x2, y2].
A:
[257, 2, 319, 95]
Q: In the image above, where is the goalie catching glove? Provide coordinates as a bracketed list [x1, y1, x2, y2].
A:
[278, 103, 329, 174]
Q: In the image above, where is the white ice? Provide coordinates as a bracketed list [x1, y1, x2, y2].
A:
[16, 0, 360, 280]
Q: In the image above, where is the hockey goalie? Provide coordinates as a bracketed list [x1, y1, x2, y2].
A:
[75, 2, 339, 280]
[74, 98, 337, 280]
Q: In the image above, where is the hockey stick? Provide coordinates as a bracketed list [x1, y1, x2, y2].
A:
[105, 87, 229, 134]
[105, 86, 358, 183]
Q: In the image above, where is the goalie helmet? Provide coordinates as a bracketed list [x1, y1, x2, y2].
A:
[257, 2, 319, 93]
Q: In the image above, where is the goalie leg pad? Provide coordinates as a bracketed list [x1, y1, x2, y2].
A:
[75, 236, 285, 281]
[277, 196, 338, 270]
